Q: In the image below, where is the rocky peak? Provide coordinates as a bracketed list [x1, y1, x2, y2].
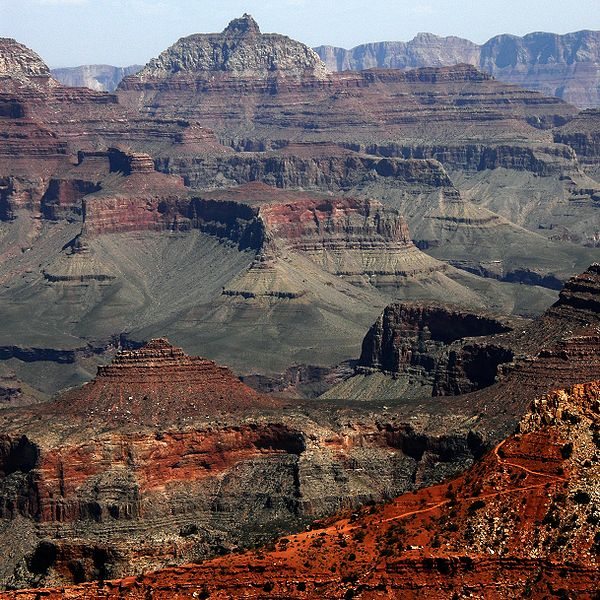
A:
[0, 37, 50, 80]
[128, 14, 331, 81]
[51, 338, 280, 424]
[223, 13, 261, 37]
[556, 263, 600, 312]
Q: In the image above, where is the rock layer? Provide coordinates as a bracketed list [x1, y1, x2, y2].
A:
[0, 265, 598, 589]
[6, 378, 598, 598]
[315, 29, 600, 109]
[51, 338, 280, 424]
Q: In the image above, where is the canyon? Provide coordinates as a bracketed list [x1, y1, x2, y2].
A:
[5, 378, 597, 599]
[0, 16, 598, 398]
[0, 13, 599, 596]
[315, 29, 600, 109]
[53, 29, 600, 111]
[0, 264, 597, 590]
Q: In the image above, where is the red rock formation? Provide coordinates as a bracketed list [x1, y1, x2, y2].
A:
[51, 338, 279, 424]
[6, 379, 598, 599]
[118, 17, 578, 175]
[0, 265, 597, 590]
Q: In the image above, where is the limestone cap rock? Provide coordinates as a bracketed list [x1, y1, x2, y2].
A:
[128, 14, 331, 81]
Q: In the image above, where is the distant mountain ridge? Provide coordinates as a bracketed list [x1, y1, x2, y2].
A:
[315, 29, 600, 108]
[51, 64, 142, 92]
[50, 29, 600, 107]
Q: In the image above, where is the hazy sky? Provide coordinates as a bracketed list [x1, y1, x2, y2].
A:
[2, 0, 599, 68]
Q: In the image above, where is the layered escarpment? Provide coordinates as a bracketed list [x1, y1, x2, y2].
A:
[326, 264, 600, 407]
[0, 337, 491, 589]
[120, 59, 576, 152]
[9, 380, 599, 598]
[76, 180, 447, 290]
[316, 29, 600, 109]
[51, 338, 280, 423]
[119, 18, 577, 155]
[197, 183, 445, 287]
[555, 108, 600, 164]
[50, 65, 142, 93]
[356, 303, 514, 396]
[0, 266, 597, 590]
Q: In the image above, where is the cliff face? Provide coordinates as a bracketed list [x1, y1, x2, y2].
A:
[0, 19, 597, 401]
[357, 303, 514, 396]
[317, 33, 480, 72]
[119, 60, 575, 145]
[133, 14, 329, 82]
[480, 30, 600, 109]
[0, 337, 491, 589]
[191, 183, 445, 287]
[327, 264, 600, 410]
[315, 29, 600, 109]
[8, 378, 598, 598]
[0, 263, 597, 590]
[555, 108, 600, 165]
[50, 65, 142, 92]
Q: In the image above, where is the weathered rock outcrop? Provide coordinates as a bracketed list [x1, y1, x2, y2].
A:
[193, 183, 446, 286]
[51, 65, 142, 93]
[357, 303, 515, 396]
[325, 263, 600, 408]
[120, 58, 575, 151]
[72, 179, 447, 290]
[316, 29, 600, 109]
[479, 30, 600, 109]
[52, 338, 279, 423]
[9, 378, 599, 598]
[0, 38, 51, 81]
[0, 338, 489, 589]
[317, 32, 480, 72]
[555, 108, 600, 164]
[134, 14, 329, 82]
[119, 17, 576, 159]
[0, 264, 597, 589]
[0, 24, 597, 401]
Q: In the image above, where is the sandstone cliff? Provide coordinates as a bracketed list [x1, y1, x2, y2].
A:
[315, 29, 600, 109]
[6, 377, 598, 597]
[51, 65, 142, 92]
[0, 338, 495, 588]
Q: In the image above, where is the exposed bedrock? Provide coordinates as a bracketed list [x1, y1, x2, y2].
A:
[50, 65, 143, 93]
[555, 108, 600, 163]
[316, 29, 600, 109]
[0, 420, 481, 588]
[557, 262, 600, 311]
[344, 141, 578, 175]
[36, 380, 600, 599]
[0, 340, 483, 588]
[0, 346, 77, 364]
[155, 150, 453, 190]
[329, 263, 600, 408]
[358, 303, 515, 396]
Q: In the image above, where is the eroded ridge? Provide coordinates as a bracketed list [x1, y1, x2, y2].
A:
[11, 380, 596, 599]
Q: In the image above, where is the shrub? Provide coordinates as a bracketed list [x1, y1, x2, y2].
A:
[560, 443, 573, 459]
[572, 490, 591, 504]
[468, 499, 486, 513]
